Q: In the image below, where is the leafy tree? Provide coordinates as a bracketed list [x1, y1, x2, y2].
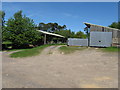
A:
[74, 31, 86, 38]
[5, 10, 42, 48]
[38, 22, 66, 32]
[109, 22, 120, 29]
[0, 11, 7, 42]
[38, 22, 68, 43]
[55, 29, 75, 38]
[38, 22, 87, 43]
[54, 29, 74, 43]
[0, 11, 5, 27]
[0, 11, 4, 50]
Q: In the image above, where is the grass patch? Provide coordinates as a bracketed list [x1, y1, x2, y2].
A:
[10, 44, 66, 58]
[101, 47, 120, 52]
[59, 46, 86, 54]
[2, 41, 12, 44]
[10, 44, 59, 58]
[6, 43, 66, 52]
[6, 49, 25, 52]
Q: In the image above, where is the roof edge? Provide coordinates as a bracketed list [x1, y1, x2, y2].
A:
[83, 22, 120, 31]
[37, 30, 65, 38]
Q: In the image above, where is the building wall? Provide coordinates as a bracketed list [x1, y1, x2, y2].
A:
[90, 32, 112, 47]
[90, 25, 103, 32]
[89, 25, 119, 45]
[68, 38, 88, 46]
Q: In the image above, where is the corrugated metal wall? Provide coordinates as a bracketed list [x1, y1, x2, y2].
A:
[68, 32, 113, 47]
[89, 25, 119, 45]
[90, 32, 112, 47]
[68, 38, 88, 46]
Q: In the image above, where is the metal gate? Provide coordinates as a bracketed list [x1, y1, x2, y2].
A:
[68, 38, 88, 46]
[90, 32, 112, 47]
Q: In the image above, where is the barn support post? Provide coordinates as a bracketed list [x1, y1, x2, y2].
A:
[87, 33, 89, 47]
[44, 34, 47, 45]
[85, 27, 90, 47]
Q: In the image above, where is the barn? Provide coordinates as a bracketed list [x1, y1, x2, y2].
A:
[68, 22, 120, 47]
[37, 30, 65, 44]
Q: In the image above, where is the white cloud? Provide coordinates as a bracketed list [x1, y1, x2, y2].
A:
[63, 13, 79, 19]
[27, 14, 35, 18]
[63, 13, 72, 17]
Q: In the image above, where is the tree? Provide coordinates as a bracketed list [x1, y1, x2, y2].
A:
[5, 10, 42, 48]
[54, 29, 75, 43]
[109, 22, 120, 29]
[0, 11, 5, 49]
[37, 22, 68, 43]
[55, 29, 75, 38]
[38, 22, 67, 32]
[0, 11, 7, 42]
[0, 11, 5, 27]
[74, 31, 86, 38]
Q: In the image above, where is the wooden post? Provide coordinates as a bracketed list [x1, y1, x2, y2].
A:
[86, 27, 90, 47]
[44, 34, 46, 45]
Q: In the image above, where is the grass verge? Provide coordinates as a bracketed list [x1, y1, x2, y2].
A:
[59, 46, 86, 54]
[6, 43, 66, 52]
[101, 47, 120, 52]
[2, 41, 12, 44]
[10, 44, 63, 58]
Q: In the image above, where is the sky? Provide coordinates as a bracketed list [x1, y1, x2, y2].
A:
[2, 2, 118, 33]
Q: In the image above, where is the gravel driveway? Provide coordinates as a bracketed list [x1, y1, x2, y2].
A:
[2, 46, 118, 88]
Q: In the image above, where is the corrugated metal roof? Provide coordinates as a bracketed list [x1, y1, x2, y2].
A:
[37, 30, 65, 38]
[84, 22, 120, 31]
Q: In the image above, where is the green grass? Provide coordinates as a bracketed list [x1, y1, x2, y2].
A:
[2, 41, 12, 44]
[10, 44, 66, 58]
[59, 46, 86, 54]
[6, 48, 25, 52]
[6, 43, 66, 52]
[10, 44, 52, 58]
[101, 47, 120, 52]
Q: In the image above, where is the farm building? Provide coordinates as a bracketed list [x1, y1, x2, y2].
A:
[68, 22, 120, 47]
[84, 22, 120, 46]
[37, 30, 65, 44]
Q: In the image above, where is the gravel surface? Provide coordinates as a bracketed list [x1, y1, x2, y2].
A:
[2, 46, 118, 88]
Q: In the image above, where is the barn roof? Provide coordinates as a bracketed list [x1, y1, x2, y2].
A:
[37, 30, 65, 38]
[84, 22, 120, 31]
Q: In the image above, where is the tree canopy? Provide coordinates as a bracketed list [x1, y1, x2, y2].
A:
[55, 29, 75, 38]
[38, 22, 66, 32]
[4, 10, 42, 48]
[38, 22, 86, 39]
[0, 11, 5, 27]
[109, 22, 120, 29]
[1, 11, 6, 42]
[74, 31, 86, 38]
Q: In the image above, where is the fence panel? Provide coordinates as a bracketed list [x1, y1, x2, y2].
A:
[68, 38, 88, 46]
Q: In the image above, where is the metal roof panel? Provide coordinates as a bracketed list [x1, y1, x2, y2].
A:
[37, 30, 65, 38]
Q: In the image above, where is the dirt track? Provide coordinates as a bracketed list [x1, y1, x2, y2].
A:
[2, 45, 118, 88]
